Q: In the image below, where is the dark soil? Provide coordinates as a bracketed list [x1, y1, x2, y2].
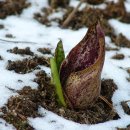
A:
[0, 0, 30, 19]
[5, 34, 15, 38]
[111, 53, 125, 60]
[0, 55, 3, 60]
[126, 77, 130, 82]
[105, 46, 119, 51]
[121, 101, 130, 115]
[2, 112, 34, 130]
[37, 47, 51, 55]
[48, 0, 69, 9]
[34, 8, 52, 27]
[127, 68, 130, 74]
[117, 125, 130, 130]
[112, 33, 130, 48]
[0, 24, 4, 29]
[6, 56, 50, 74]
[103, 0, 126, 20]
[86, 0, 104, 5]
[7, 47, 34, 56]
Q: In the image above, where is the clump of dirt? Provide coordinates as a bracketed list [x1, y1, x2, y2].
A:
[101, 79, 117, 100]
[0, 0, 30, 19]
[103, 0, 130, 24]
[121, 101, 130, 115]
[2, 112, 34, 130]
[112, 33, 130, 48]
[48, 0, 69, 9]
[61, 7, 102, 29]
[34, 12, 51, 27]
[5, 34, 15, 38]
[120, 12, 130, 24]
[7, 56, 50, 73]
[127, 68, 130, 74]
[111, 53, 125, 60]
[0, 24, 4, 29]
[103, 0, 125, 19]
[117, 125, 130, 130]
[86, 0, 104, 5]
[37, 47, 51, 55]
[7, 94, 38, 117]
[34, 7, 62, 27]
[7, 47, 34, 56]
[0, 55, 3, 60]
[105, 46, 119, 51]
[126, 78, 130, 82]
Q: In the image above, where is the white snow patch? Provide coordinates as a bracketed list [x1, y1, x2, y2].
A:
[109, 19, 130, 40]
[0, 118, 16, 130]
[21, 0, 49, 18]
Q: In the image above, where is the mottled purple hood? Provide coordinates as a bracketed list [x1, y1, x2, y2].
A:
[60, 21, 105, 109]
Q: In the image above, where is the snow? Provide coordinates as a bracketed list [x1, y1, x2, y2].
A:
[29, 107, 89, 130]
[0, 119, 16, 130]
[109, 19, 130, 40]
[0, 0, 130, 130]
[125, 0, 130, 12]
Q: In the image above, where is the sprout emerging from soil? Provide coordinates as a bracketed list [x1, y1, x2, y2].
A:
[50, 40, 66, 107]
[50, 21, 105, 109]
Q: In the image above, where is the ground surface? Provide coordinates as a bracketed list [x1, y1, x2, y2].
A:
[0, 0, 130, 130]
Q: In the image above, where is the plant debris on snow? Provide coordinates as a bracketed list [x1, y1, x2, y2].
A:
[0, 0, 30, 19]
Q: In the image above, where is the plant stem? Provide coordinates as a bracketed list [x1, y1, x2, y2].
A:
[62, 1, 83, 28]
[50, 57, 67, 107]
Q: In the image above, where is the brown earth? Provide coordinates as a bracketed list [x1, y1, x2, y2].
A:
[0, 0, 30, 19]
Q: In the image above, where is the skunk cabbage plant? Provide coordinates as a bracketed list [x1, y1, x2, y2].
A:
[60, 21, 105, 109]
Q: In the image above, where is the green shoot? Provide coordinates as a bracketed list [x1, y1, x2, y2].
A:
[50, 40, 66, 107]
[55, 40, 65, 72]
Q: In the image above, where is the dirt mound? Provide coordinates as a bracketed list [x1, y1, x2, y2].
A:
[0, 0, 30, 19]
[6, 56, 50, 73]
[7, 47, 34, 56]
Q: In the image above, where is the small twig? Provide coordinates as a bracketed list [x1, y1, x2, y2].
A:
[17, 113, 27, 120]
[15, 102, 21, 111]
[62, 1, 83, 28]
[0, 38, 37, 44]
[5, 86, 17, 93]
[99, 95, 113, 109]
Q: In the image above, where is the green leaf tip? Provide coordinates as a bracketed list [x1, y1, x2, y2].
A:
[50, 40, 66, 107]
[55, 40, 65, 73]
